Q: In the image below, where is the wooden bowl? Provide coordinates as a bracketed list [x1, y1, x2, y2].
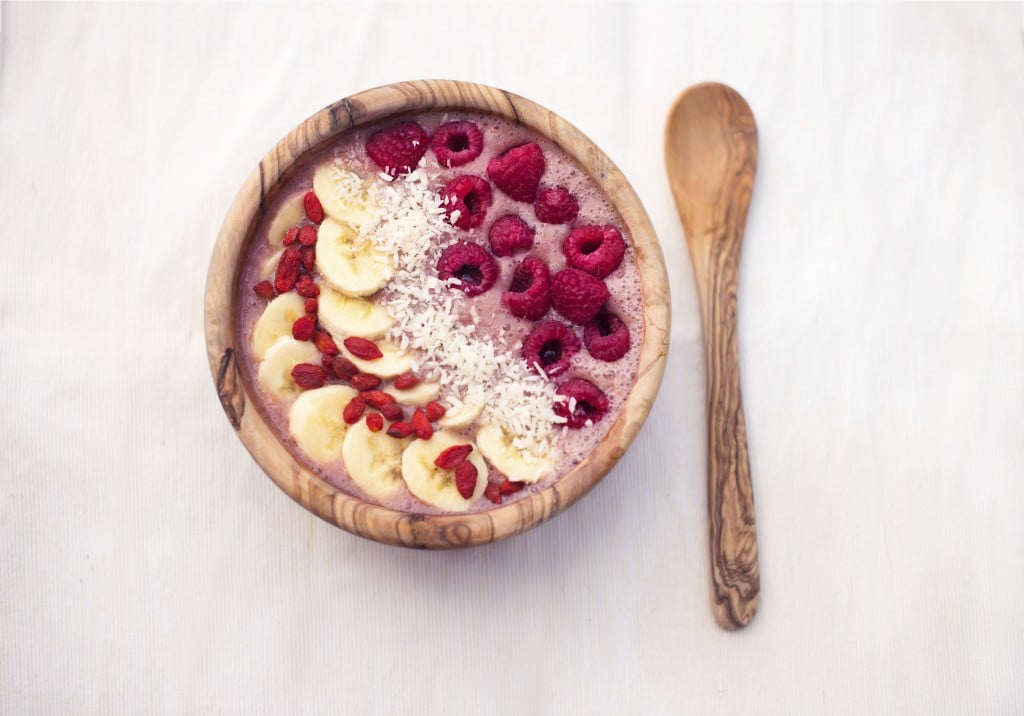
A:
[204, 79, 670, 549]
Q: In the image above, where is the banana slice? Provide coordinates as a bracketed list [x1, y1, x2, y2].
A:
[437, 400, 484, 428]
[289, 384, 360, 463]
[261, 248, 285, 280]
[317, 283, 394, 340]
[312, 163, 377, 229]
[401, 431, 487, 512]
[267, 191, 307, 247]
[251, 293, 306, 360]
[476, 422, 555, 484]
[391, 382, 440, 407]
[342, 419, 411, 500]
[316, 218, 392, 297]
[339, 339, 415, 379]
[257, 337, 321, 401]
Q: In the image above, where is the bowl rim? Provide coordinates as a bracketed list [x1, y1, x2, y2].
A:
[204, 79, 670, 549]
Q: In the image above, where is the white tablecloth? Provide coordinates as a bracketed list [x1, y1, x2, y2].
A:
[2, 3, 1022, 713]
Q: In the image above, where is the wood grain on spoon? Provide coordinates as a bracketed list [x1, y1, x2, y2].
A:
[664, 82, 760, 629]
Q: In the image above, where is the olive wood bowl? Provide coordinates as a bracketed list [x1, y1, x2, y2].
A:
[204, 79, 670, 549]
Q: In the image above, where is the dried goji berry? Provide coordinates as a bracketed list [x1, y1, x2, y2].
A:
[313, 330, 338, 356]
[424, 401, 446, 421]
[304, 298, 318, 314]
[300, 246, 316, 273]
[365, 413, 384, 432]
[434, 444, 473, 470]
[386, 421, 412, 438]
[344, 336, 383, 360]
[291, 363, 327, 389]
[298, 225, 317, 247]
[484, 483, 502, 504]
[411, 409, 433, 440]
[380, 402, 404, 422]
[361, 390, 394, 408]
[252, 280, 275, 300]
[330, 356, 359, 382]
[342, 396, 365, 425]
[295, 276, 320, 298]
[455, 461, 478, 499]
[292, 314, 315, 341]
[499, 480, 526, 495]
[350, 373, 382, 391]
[393, 372, 420, 390]
[282, 226, 300, 246]
[274, 247, 302, 293]
[303, 191, 324, 223]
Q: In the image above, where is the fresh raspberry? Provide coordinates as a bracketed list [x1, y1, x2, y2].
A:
[392, 372, 419, 390]
[554, 378, 609, 429]
[424, 401, 446, 421]
[252, 280, 275, 300]
[297, 225, 317, 247]
[584, 309, 631, 362]
[274, 247, 302, 293]
[431, 120, 484, 167]
[365, 413, 384, 432]
[292, 314, 315, 341]
[440, 175, 492, 230]
[534, 186, 579, 224]
[488, 214, 535, 257]
[350, 373, 382, 391]
[329, 356, 359, 382]
[290, 363, 328, 390]
[521, 320, 580, 377]
[502, 256, 550, 321]
[303, 191, 324, 223]
[454, 461, 478, 499]
[550, 268, 609, 325]
[487, 142, 545, 202]
[343, 396, 365, 425]
[344, 336, 383, 360]
[563, 225, 625, 278]
[484, 483, 502, 504]
[436, 242, 499, 297]
[365, 121, 429, 177]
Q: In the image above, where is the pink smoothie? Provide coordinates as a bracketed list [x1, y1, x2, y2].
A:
[235, 111, 644, 514]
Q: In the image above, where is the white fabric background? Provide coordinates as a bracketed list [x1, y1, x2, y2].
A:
[2, 2, 1022, 713]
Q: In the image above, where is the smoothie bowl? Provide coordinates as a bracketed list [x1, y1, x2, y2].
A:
[205, 80, 669, 548]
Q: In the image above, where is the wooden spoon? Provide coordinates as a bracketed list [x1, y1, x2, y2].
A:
[664, 82, 760, 629]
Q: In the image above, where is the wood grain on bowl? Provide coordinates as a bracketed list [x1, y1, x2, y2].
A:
[205, 80, 669, 549]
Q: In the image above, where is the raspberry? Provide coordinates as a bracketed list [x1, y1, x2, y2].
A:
[431, 120, 483, 167]
[554, 378, 609, 429]
[424, 401, 446, 421]
[329, 356, 359, 382]
[488, 214, 535, 257]
[393, 372, 419, 390]
[303, 191, 324, 223]
[297, 225, 317, 247]
[313, 329, 338, 356]
[291, 363, 327, 390]
[584, 310, 631, 362]
[502, 256, 550, 321]
[292, 314, 315, 341]
[274, 247, 302, 293]
[253, 280, 275, 300]
[454, 461, 478, 499]
[563, 225, 625, 279]
[411, 408, 433, 440]
[344, 336, 383, 360]
[387, 421, 413, 438]
[440, 175, 492, 230]
[282, 226, 299, 247]
[534, 186, 579, 224]
[434, 444, 473, 470]
[365, 121, 429, 177]
[487, 142, 545, 202]
[550, 268, 609, 325]
[521, 321, 580, 377]
[350, 373, 382, 391]
[365, 413, 384, 432]
[436, 242, 499, 297]
[343, 396, 365, 425]
[484, 483, 502, 504]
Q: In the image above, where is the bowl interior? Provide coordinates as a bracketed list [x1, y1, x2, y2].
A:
[205, 79, 670, 548]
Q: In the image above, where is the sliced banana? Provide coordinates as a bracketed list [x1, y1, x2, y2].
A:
[437, 400, 484, 428]
[342, 419, 411, 500]
[316, 218, 392, 297]
[261, 248, 285, 280]
[317, 283, 394, 340]
[257, 337, 321, 401]
[401, 431, 487, 512]
[476, 422, 555, 484]
[251, 293, 306, 360]
[339, 339, 414, 379]
[289, 384, 360, 463]
[312, 163, 378, 229]
[267, 191, 307, 247]
[390, 382, 440, 407]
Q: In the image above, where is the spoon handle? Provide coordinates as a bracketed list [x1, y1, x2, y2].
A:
[690, 169, 760, 629]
